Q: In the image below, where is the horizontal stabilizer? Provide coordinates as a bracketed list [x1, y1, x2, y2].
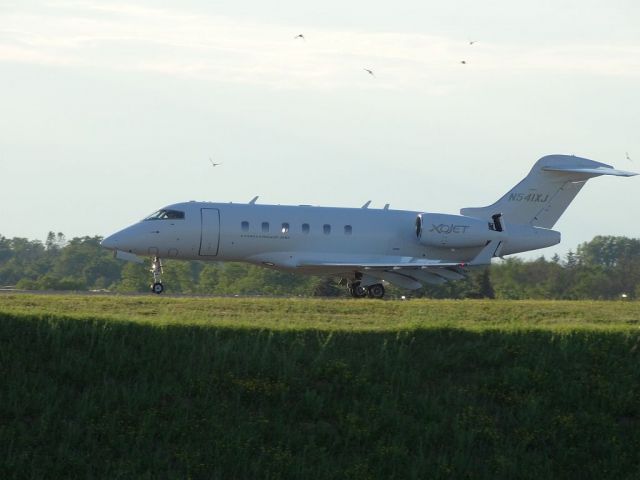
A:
[541, 165, 637, 177]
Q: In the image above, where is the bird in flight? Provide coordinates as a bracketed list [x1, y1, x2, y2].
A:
[364, 68, 375, 77]
[209, 157, 222, 167]
[469, 40, 477, 45]
[460, 60, 467, 65]
[294, 34, 305, 40]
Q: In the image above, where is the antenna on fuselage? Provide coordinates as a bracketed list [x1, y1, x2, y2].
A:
[383, 203, 390, 210]
[361, 200, 371, 209]
[249, 196, 259, 205]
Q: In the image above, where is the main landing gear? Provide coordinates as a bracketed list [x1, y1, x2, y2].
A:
[348, 283, 368, 298]
[367, 283, 385, 299]
[150, 256, 164, 294]
[348, 282, 385, 299]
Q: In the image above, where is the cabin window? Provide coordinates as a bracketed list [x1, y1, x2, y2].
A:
[281, 223, 289, 234]
[262, 222, 269, 233]
[344, 225, 352, 235]
[302, 223, 310, 234]
[323, 224, 331, 235]
[241, 221, 249, 232]
[144, 209, 185, 221]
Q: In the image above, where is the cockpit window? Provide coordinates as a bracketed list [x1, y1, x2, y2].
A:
[144, 209, 185, 221]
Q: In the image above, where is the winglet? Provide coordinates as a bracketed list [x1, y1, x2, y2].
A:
[470, 240, 502, 265]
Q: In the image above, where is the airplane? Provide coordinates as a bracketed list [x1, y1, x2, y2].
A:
[101, 154, 636, 297]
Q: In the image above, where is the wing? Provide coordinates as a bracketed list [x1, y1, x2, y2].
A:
[298, 261, 468, 290]
[299, 239, 500, 271]
[297, 240, 502, 290]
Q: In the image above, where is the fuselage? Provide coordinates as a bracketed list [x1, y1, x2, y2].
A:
[101, 201, 559, 276]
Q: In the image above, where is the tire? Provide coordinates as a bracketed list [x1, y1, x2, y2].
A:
[349, 283, 368, 298]
[151, 282, 164, 294]
[368, 283, 385, 299]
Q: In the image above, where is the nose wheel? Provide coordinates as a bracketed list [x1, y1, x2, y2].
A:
[150, 256, 164, 294]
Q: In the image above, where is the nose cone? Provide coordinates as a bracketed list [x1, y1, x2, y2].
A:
[101, 224, 146, 255]
[101, 233, 119, 250]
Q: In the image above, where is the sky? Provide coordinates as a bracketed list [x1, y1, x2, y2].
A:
[1, 0, 639, 260]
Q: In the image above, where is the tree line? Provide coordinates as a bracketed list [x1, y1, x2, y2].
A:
[0, 232, 638, 299]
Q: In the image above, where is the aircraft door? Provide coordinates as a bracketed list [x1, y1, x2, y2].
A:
[199, 208, 220, 256]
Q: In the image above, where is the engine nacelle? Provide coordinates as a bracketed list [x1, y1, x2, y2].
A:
[415, 213, 502, 248]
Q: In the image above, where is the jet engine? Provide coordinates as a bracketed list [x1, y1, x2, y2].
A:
[415, 213, 502, 248]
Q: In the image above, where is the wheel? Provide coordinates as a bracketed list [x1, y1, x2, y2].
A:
[368, 283, 385, 299]
[151, 282, 164, 294]
[350, 283, 368, 298]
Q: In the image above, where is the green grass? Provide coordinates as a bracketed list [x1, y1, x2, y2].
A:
[1, 295, 640, 479]
[1, 294, 639, 331]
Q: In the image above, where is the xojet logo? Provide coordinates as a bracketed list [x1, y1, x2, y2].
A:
[429, 224, 471, 234]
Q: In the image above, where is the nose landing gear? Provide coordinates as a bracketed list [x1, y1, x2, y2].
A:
[150, 256, 164, 294]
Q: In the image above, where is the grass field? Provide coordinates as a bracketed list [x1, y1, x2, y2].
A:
[2, 294, 640, 479]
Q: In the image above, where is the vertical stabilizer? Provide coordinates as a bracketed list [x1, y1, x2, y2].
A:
[460, 155, 636, 228]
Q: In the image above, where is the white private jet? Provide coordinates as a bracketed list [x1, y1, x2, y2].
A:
[101, 155, 636, 297]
